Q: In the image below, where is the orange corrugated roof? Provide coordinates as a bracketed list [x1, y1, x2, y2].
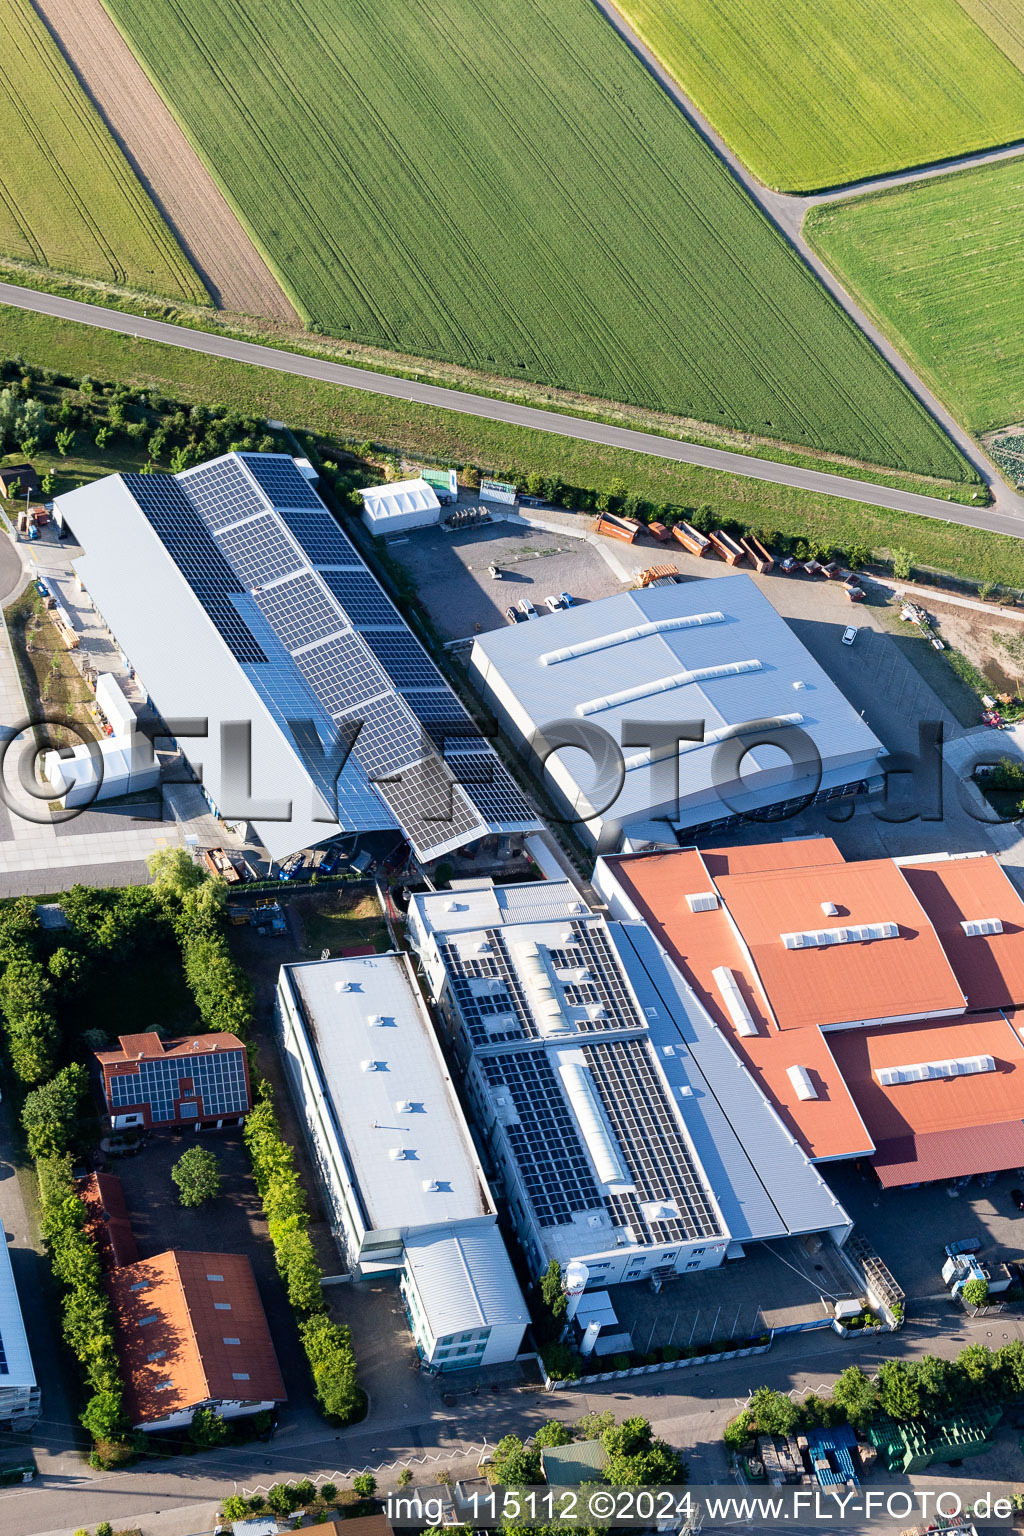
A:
[714, 859, 965, 1030]
[101, 1031, 246, 1065]
[108, 1251, 285, 1424]
[700, 837, 844, 877]
[79, 1172, 138, 1269]
[828, 1013, 1024, 1141]
[605, 849, 873, 1160]
[900, 856, 1024, 1011]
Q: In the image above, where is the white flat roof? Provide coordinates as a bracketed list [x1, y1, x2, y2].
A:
[284, 953, 491, 1232]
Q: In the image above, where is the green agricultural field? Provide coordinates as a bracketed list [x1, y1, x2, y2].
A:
[99, 0, 968, 480]
[0, 0, 204, 301]
[805, 160, 1024, 436]
[613, 0, 1024, 191]
[2, 303, 1020, 588]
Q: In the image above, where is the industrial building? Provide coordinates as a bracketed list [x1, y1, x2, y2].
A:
[56, 452, 538, 863]
[469, 575, 884, 850]
[95, 1031, 251, 1131]
[359, 477, 442, 535]
[107, 1250, 285, 1430]
[596, 839, 1024, 1186]
[0, 1224, 39, 1429]
[276, 953, 528, 1370]
[409, 878, 850, 1288]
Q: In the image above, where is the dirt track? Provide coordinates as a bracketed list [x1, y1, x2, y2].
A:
[30, 0, 297, 321]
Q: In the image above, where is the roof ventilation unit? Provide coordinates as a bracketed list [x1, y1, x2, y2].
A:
[712, 966, 759, 1037]
[961, 918, 1004, 937]
[781, 922, 898, 949]
[389, 1147, 415, 1160]
[360, 1059, 386, 1072]
[367, 1013, 389, 1027]
[686, 891, 719, 913]
[877, 1054, 995, 1087]
[396, 1099, 414, 1113]
[335, 980, 353, 993]
[421, 1178, 441, 1193]
[787, 1065, 818, 1101]
[820, 901, 838, 917]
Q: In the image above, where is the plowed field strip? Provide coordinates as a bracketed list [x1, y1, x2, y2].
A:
[31, 0, 296, 321]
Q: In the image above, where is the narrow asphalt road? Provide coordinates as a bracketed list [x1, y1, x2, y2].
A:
[588, 0, 1024, 515]
[3, 283, 1023, 539]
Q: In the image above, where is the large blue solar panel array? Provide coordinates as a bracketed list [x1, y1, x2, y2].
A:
[124, 474, 266, 664]
[239, 453, 323, 509]
[363, 631, 445, 689]
[215, 514, 305, 589]
[294, 632, 391, 716]
[180, 458, 266, 529]
[254, 573, 343, 652]
[319, 569, 402, 628]
[280, 512, 361, 567]
[336, 693, 425, 780]
[108, 1049, 249, 1123]
[480, 1052, 603, 1227]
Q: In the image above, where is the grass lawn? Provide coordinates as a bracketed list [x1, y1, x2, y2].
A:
[3, 305, 1022, 588]
[294, 888, 389, 956]
[805, 160, 1024, 436]
[98, 0, 966, 478]
[0, 0, 204, 302]
[613, 0, 1024, 192]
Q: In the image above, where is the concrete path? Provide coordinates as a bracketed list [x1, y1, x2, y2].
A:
[589, 0, 1024, 514]
[3, 283, 1023, 538]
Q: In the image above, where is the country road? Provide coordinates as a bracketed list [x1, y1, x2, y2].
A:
[3, 282, 1024, 539]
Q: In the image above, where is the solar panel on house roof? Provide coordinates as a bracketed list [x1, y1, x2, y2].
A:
[181, 457, 266, 529]
[320, 569, 402, 627]
[480, 1052, 604, 1227]
[214, 514, 305, 590]
[294, 632, 391, 717]
[239, 453, 323, 509]
[363, 631, 446, 689]
[124, 474, 267, 664]
[254, 572, 343, 653]
[376, 755, 484, 855]
[280, 512, 361, 566]
[337, 693, 426, 780]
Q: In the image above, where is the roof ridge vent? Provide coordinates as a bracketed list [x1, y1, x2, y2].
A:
[781, 921, 898, 949]
[787, 1065, 818, 1101]
[961, 917, 1003, 937]
[712, 966, 759, 1038]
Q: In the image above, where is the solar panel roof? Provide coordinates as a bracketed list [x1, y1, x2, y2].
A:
[279, 511, 361, 567]
[319, 569, 402, 628]
[214, 514, 305, 590]
[239, 453, 323, 509]
[180, 458, 265, 529]
[254, 572, 343, 653]
[294, 632, 391, 717]
[363, 631, 446, 689]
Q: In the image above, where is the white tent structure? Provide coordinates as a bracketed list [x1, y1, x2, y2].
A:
[43, 733, 159, 809]
[359, 477, 441, 535]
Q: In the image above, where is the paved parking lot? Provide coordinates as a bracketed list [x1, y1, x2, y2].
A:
[607, 1237, 858, 1353]
[385, 517, 624, 641]
[824, 1160, 1024, 1301]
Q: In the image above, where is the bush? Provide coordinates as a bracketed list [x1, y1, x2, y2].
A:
[352, 1473, 377, 1498]
[540, 1342, 580, 1382]
[397, 1470, 413, 1488]
[221, 1496, 248, 1521]
[300, 1312, 362, 1423]
[962, 1277, 990, 1309]
[533, 1421, 574, 1448]
[189, 1407, 229, 1448]
[321, 1482, 339, 1501]
[723, 1410, 754, 1452]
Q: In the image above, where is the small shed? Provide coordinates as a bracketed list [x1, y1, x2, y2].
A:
[360, 477, 441, 535]
[0, 464, 40, 497]
[95, 672, 141, 736]
[540, 1439, 609, 1486]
